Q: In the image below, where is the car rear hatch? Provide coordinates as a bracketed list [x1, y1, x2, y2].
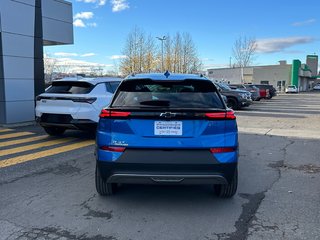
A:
[36, 81, 96, 117]
[97, 79, 238, 161]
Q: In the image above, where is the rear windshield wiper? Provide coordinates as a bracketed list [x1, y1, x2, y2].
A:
[139, 100, 170, 107]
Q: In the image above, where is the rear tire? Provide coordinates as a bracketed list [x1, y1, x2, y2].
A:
[43, 127, 66, 136]
[227, 98, 239, 110]
[214, 169, 238, 198]
[95, 164, 117, 196]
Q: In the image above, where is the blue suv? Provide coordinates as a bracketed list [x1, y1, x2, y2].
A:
[95, 73, 238, 198]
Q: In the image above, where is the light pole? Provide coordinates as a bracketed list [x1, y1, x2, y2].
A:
[156, 36, 166, 72]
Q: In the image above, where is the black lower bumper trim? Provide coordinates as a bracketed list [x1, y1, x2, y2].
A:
[107, 173, 228, 185]
[36, 116, 96, 130]
[97, 161, 237, 185]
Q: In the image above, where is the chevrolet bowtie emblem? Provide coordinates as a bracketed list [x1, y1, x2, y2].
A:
[160, 112, 177, 118]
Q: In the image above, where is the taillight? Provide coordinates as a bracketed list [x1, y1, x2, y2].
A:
[226, 111, 236, 119]
[210, 147, 237, 153]
[205, 110, 236, 120]
[72, 97, 97, 104]
[100, 146, 126, 152]
[99, 109, 131, 118]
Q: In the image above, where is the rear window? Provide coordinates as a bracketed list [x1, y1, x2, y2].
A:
[106, 81, 121, 93]
[46, 81, 93, 94]
[111, 79, 224, 109]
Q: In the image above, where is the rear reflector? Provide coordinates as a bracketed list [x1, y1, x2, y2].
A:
[100, 146, 126, 152]
[99, 109, 131, 118]
[210, 147, 236, 153]
[205, 110, 236, 120]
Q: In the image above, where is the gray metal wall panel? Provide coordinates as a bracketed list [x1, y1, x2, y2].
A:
[13, 0, 36, 6]
[5, 101, 35, 123]
[3, 56, 34, 79]
[4, 79, 34, 101]
[0, 1, 35, 37]
[2, 32, 34, 58]
[42, 0, 73, 23]
[42, 17, 73, 44]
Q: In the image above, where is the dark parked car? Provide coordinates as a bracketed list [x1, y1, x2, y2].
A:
[229, 84, 261, 101]
[96, 73, 239, 198]
[214, 82, 252, 110]
[248, 84, 276, 99]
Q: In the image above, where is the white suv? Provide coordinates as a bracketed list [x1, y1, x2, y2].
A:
[35, 77, 121, 135]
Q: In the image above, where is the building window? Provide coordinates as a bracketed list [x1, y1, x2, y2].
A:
[260, 81, 269, 84]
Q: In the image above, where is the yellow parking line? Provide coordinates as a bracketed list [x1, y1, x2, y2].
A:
[0, 129, 13, 133]
[0, 137, 75, 157]
[0, 135, 50, 148]
[0, 132, 34, 140]
[0, 140, 94, 168]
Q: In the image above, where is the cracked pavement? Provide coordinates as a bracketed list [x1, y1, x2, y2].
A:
[0, 93, 319, 240]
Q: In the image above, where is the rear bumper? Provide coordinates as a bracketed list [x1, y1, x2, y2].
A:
[36, 115, 97, 130]
[96, 148, 238, 184]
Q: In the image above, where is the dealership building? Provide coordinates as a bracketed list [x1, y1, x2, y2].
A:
[207, 55, 319, 92]
[0, 0, 73, 125]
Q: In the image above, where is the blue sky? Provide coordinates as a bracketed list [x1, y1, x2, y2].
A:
[46, 0, 320, 73]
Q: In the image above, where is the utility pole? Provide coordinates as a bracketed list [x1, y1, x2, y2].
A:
[156, 36, 167, 72]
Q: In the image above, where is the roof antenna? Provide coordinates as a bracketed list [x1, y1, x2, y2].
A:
[164, 70, 170, 78]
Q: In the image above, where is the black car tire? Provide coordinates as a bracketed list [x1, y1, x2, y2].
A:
[43, 126, 66, 136]
[95, 164, 117, 196]
[227, 98, 239, 110]
[214, 169, 238, 198]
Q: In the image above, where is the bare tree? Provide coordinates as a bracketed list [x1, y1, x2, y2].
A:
[172, 32, 182, 73]
[163, 35, 172, 71]
[144, 34, 157, 72]
[43, 53, 57, 83]
[120, 28, 202, 75]
[232, 36, 257, 68]
[170, 32, 202, 73]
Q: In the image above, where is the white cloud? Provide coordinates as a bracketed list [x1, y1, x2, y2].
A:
[256, 37, 315, 53]
[56, 58, 112, 67]
[111, 0, 129, 12]
[204, 63, 230, 70]
[76, 0, 107, 6]
[74, 12, 94, 20]
[73, 19, 86, 27]
[81, 53, 96, 57]
[54, 57, 114, 74]
[98, 0, 107, 6]
[73, 12, 97, 28]
[110, 55, 127, 60]
[54, 52, 79, 57]
[202, 58, 214, 62]
[87, 22, 98, 27]
[292, 19, 316, 27]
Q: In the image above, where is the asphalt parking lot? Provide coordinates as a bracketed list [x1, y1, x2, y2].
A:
[0, 92, 320, 240]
